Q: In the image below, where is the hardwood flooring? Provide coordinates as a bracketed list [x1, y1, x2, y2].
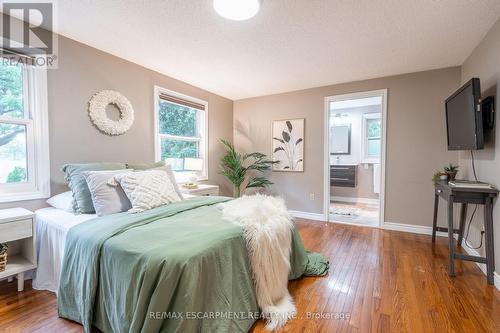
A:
[1, 219, 500, 333]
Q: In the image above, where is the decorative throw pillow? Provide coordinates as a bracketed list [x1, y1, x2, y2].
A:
[62, 163, 127, 214]
[126, 161, 183, 199]
[82, 170, 132, 216]
[111, 170, 182, 213]
[46, 191, 74, 212]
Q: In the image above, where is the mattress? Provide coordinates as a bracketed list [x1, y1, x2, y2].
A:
[32, 207, 96, 293]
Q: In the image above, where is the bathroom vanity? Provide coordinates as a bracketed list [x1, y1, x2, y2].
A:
[330, 165, 357, 187]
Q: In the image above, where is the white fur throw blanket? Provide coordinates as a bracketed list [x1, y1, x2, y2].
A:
[219, 194, 296, 330]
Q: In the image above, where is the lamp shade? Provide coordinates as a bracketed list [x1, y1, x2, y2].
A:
[184, 158, 203, 171]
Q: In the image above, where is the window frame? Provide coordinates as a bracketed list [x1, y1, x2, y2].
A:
[153, 86, 208, 182]
[0, 59, 50, 202]
[361, 112, 381, 163]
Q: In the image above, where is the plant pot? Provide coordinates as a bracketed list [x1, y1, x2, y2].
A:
[0, 252, 7, 272]
[446, 172, 457, 181]
[439, 174, 448, 181]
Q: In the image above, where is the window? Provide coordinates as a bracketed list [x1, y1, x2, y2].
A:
[362, 113, 381, 162]
[154, 87, 208, 182]
[0, 59, 49, 202]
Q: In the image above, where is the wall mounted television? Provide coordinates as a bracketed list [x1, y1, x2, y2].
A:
[445, 78, 483, 150]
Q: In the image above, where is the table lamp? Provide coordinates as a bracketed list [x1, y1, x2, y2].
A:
[183, 158, 203, 189]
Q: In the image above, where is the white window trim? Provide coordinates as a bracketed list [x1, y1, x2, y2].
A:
[0, 60, 50, 203]
[153, 86, 208, 182]
[361, 112, 382, 164]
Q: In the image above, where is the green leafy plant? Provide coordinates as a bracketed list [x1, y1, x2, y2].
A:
[0, 243, 8, 255]
[444, 163, 459, 181]
[444, 164, 459, 173]
[6, 166, 26, 183]
[219, 139, 277, 197]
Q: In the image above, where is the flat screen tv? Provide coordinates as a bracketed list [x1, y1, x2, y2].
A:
[445, 78, 483, 150]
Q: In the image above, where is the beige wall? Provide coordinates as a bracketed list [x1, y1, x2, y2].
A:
[458, 18, 500, 270]
[234, 67, 460, 227]
[0, 35, 234, 210]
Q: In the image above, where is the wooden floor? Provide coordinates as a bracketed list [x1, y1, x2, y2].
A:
[1, 219, 500, 333]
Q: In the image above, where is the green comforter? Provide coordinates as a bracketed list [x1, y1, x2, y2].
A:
[58, 196, 328, 333]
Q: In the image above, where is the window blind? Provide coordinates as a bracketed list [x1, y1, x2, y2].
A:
[159, 93, 205, 111]
[1, 47, 35, 60]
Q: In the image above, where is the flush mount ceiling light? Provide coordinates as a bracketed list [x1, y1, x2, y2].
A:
[213, 0, 261, 21]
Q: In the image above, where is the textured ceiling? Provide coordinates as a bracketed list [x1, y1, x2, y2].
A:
[48, 0, 500, 99]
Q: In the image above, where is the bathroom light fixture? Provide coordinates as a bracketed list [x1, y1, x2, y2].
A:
[213, 0, 261, 21]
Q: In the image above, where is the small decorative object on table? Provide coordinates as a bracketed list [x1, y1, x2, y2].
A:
[0, 243, 8, 272]
[432, 170, 448, 184]
[180, 184, 220, 196]
[444, 163, 459, 181]
[182, 183, 199, 190]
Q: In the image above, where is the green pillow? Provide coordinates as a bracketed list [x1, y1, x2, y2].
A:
[62, 163, 127, 214]
[126, 161, 165, 170]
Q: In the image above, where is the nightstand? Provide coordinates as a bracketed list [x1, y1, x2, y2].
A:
[180, 184, 220, 196]
[0, 208, 36, 292]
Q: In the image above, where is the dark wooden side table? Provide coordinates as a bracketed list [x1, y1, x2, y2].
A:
[432, 180, 498, 284]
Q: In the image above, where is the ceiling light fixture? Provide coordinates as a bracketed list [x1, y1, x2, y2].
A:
[213, 0, 261, 21]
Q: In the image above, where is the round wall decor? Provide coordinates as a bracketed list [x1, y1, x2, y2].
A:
[88, 90, 134, 136]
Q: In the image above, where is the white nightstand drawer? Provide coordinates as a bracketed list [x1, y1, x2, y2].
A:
[0, 218, 32, 243]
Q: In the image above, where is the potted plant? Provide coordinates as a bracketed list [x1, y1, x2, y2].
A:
[432, 171, 448, 184]
[444, 164, 459, 181]
[219, 139, 277, 197]
[0, 243, 8, 272]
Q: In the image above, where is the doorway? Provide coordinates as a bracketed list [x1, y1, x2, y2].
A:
[324, 90, 387, 227]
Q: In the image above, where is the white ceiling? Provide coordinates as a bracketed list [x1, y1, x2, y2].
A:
[49, 0, 500, 100]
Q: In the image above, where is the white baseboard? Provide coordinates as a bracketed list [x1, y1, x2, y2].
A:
[289, 210, 325, 222]
[382, 222, 448, 237]
[331, 196, 379, 205]
[293, 216, 499, 290]
[459, 241, 500, 291]
[383, 221, 500, 291]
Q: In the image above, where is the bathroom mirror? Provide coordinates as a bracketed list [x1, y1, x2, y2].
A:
[331, 124, 351, 155]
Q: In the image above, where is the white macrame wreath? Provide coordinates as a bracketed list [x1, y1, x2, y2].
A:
[88, 90, 134, 136]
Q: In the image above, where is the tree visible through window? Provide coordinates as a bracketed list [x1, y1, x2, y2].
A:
[156, 91, 207, 177]
[366, 118, 381, 157]
[0, 63, 27, 184]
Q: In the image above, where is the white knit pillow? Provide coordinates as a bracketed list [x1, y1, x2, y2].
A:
[111, 170, 181, 213]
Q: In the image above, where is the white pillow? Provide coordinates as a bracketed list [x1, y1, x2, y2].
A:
[82, 170, 132, 216]
[111, 170, 181, 213]
[154, 165, 184, 200]
[46, 191, 74, 212]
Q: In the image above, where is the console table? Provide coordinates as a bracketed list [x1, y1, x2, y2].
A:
[432, 181, 498, 284]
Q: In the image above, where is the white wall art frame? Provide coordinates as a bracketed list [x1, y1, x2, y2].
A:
[272, 118, 305, 172]
[88, 90, 134, 136]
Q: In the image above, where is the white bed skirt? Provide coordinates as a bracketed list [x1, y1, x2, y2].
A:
[32, 207, 96, 293]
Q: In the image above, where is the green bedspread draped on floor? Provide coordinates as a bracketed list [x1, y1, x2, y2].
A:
[58, 196, 328, 333]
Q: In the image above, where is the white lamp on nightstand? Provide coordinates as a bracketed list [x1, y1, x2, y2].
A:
[183, 158, 203, 189]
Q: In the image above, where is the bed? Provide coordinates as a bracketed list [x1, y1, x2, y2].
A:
[33, 207, 96, 293]
[35, 196, 326, 333]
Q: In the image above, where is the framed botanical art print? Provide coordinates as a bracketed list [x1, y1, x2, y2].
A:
[272, 118, 304, 172]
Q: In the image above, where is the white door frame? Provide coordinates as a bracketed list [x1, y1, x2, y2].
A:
[323, 89, 388, 227]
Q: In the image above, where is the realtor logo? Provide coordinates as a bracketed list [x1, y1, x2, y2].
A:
[1, 1, 58, 67]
